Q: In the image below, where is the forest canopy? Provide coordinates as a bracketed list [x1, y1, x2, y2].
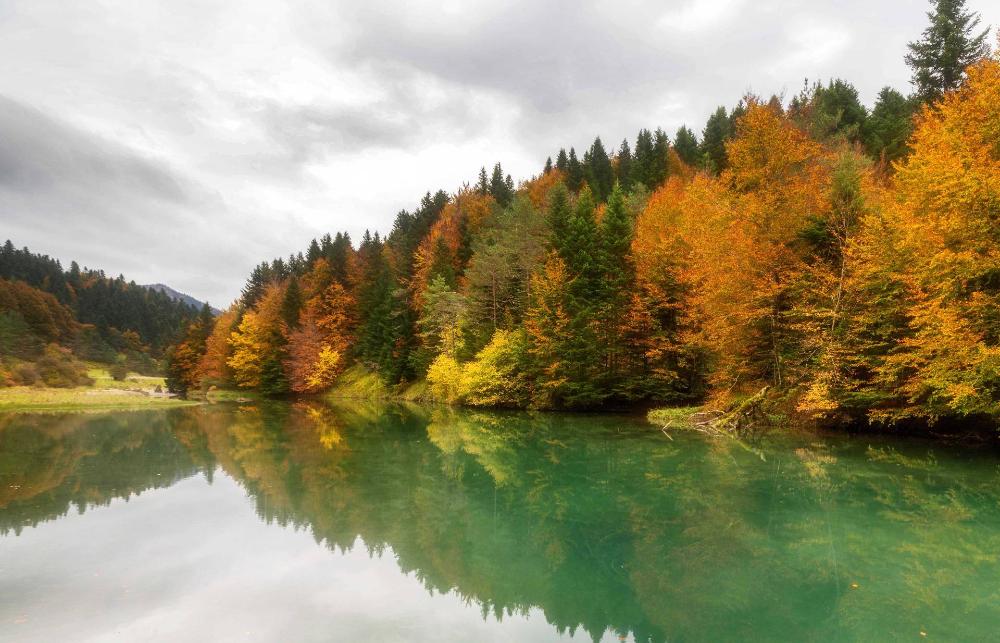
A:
[4, 0, 992, 430]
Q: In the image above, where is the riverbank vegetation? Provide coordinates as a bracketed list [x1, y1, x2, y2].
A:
[0, 365, 193, 412]
[161, 1, 1000, 432]
[0, 243, 207, 394]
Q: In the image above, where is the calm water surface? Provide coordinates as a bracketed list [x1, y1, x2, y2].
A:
[1, 402, 999, 642]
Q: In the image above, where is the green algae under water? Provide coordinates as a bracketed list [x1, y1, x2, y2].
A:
[1, 402, 999, 641]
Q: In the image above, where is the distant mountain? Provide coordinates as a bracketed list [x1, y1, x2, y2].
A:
[144, 284, 220, 315]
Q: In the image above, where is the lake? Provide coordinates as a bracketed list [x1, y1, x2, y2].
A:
[1, 402, 999, 641]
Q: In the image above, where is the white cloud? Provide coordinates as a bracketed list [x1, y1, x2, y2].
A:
[658, 0, 748, 32]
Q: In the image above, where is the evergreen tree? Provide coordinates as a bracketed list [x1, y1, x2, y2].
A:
[651, 128, 671, 186]
[477, 167, 489, 194]
[585, 137, 614, 201]
[599, 183, 633, 298]
[543, 156, 553, 174]
[489, 163, 513, 206]
[906, 0, 991, 103]
[241, 262, 273, 308]
[863, 87, 917, 164]
[566, 148, 584, 192]
[673, 126, 700, 166]
[555, 148, 569, 173]
[616, 139, 633, 191]
[596, 183, 634, 382]
[306, 239, 321, 265]
[281, 277, 303, 329]
[546, 183, 573, 258]
[814, 79, 868, 141]
[632, 129, 655, 188]
[328, 232, 353, 285]
[701, 106, 733, 173]
[353, 231, 398, 377]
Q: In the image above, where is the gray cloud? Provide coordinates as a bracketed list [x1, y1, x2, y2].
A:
[0, 0, 997, 304]
[0, 96, 192, 203]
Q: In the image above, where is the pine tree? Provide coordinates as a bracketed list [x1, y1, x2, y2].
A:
[241, 262, 273, 308]
[672, 126, 700, 166]
[477, 167, 489, 194]
[906, 0, 991, 103]
[632, 129, 655, 188]
[329, 232, 353, 285]
[813, 79, 868, 141]
[281, 277, 303, 329]
[863, 87, 916, 164]
[546, 183, 573, 258]
[566, 148, 584, 192]
[616, 139, 633, 191]
[596, 183, 634, 383]
[306, 239, 322, 265]
[585, 137, 614, 201]
[555, 148, 569, 173]
[489, 163, 513, 206]
[543, 156, 553, 174]
[701, 106, 733, 173]
[651, 128, 671, 186]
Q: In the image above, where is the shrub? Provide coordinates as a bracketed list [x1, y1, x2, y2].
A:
[14, 363, 39, 386]
[426, 354, 464, 404]
[109, 361, 129, 381]
[460, 329, 532, 408]
[35, 344, 93, 388]
[0, 311, 43, 359]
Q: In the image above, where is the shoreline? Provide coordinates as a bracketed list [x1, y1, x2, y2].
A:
[0, 386, 198, 413]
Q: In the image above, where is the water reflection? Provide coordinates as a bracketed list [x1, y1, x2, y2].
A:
[2, 403, 1000, 641]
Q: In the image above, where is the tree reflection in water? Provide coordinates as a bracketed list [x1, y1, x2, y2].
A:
[2, 403, 1000, 641]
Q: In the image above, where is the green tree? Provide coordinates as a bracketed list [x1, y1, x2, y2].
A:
[700, 106, 733, 173]
[489, 163, 514, 206]
[477, 167, 489, 194]
[281, 277, 303, 329]
[651, 128, 671, 186]
[815, 79, 868, 141]
[555, 148, 569, 173]
[863, 87, 916, 164]
[906, 0, 991, 103]
[566, 148, 584, 192]
[673, 126, 700, 166]
[616, 138, 633, 191]
[632, 129, 655, 188]
[584, 137, 614, 201]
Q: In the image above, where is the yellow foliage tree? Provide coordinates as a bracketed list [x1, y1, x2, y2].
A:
[227, 283, 284, 389]
[875, 58, 1000, 421]
[460, 329, 531, 407]
[426, 353, 464, 404]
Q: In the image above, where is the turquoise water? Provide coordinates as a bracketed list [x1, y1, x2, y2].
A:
[1, 403, 999, 641]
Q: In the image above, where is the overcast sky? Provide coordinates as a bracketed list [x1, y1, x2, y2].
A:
[1, 0, 997, 306]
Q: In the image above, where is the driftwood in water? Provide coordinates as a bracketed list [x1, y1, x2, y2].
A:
[699, 386, 772, 442]
[654, 386, 773, 443]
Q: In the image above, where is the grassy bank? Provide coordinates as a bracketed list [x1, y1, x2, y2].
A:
[324, 366, 392, 401]
[0, 366, 196, 412]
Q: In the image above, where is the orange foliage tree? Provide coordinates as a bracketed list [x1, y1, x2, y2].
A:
[198, 305, 239, 385]
[872, 57, 1000, 421]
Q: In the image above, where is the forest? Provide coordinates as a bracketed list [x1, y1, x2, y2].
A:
[0, 240, 205, 386]
[158, 0, 1000, 429]
[1, 1, 996, 430]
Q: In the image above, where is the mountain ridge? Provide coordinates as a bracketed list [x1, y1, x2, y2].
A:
[143, 283, 220, 315]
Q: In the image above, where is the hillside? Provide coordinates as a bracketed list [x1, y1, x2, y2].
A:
[0, 242, 205, 388]
[164, 40, 1000, 431]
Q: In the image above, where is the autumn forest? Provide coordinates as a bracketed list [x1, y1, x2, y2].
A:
[4, 0, 1000, 432]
